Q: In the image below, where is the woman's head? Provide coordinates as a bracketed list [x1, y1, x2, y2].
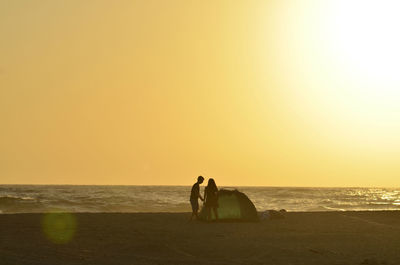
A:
[207, 178, 217, 190]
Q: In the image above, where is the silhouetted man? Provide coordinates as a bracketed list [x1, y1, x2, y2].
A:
[189, 176, 204, 221]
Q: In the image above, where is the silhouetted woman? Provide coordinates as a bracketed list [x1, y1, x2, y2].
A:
[204, 178, 219, 221]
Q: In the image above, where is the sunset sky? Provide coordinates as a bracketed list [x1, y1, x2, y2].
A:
[1, 0, 400, 186]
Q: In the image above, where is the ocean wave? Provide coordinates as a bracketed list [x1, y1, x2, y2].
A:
[0, 195, 36, 203]
[1, 185, 400, 213]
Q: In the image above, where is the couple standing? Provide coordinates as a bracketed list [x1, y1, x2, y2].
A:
[189, 176, 218, 221]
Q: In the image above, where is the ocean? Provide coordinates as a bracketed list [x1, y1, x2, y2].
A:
[1, 185, 400, 214]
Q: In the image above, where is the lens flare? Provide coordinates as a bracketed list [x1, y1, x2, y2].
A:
[42, 211, 76, 244]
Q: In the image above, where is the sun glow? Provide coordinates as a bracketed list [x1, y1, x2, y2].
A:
[275, 1, 400, 149]
[327, 0, 400, 84]
[323, 1, 400, 143]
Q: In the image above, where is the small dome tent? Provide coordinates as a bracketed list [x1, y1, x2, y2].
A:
[199, 189, 258, 222]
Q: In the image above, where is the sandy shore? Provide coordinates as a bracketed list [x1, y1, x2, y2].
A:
[1, 211, 400, 265]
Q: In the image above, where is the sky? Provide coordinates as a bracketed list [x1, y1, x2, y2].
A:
[1, 0, 400, 186]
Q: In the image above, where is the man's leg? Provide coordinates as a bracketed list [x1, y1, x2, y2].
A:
[193, 201, 199, 220]
[190, 210, 193, 221]
[189, 200, 198, 221]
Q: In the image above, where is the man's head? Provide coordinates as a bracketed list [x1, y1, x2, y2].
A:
[197, 176, 204, 184]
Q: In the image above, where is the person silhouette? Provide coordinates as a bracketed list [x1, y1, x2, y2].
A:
[204, 178, 219, 221]
[189, 176, 204, 221]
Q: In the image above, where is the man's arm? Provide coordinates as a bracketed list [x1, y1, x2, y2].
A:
[201, 189, 206, 202]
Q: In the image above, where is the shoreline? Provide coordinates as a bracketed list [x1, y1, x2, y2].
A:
[1, 209, 400, 214]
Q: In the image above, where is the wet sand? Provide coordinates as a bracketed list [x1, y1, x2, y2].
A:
[1, 211, 400, 265]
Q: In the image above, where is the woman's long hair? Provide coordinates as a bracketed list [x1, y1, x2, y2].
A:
[207, 178, 218, 192]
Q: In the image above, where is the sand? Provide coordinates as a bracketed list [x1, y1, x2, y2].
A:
[1, 211, 400, 265]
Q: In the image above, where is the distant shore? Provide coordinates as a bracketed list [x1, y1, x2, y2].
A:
[1, 211, 400, 265]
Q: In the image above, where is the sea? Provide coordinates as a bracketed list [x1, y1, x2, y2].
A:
[1, 185, 400, 214]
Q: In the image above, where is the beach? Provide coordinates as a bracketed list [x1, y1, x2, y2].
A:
[1, 211, 400, 265]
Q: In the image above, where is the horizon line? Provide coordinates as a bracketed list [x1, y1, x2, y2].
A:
[0, 183, 399, 189]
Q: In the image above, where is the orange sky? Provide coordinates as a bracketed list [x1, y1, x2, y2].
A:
[1, 1, 400, 186]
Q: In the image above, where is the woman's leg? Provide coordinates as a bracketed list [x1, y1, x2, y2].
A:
[206, 206, 211, 221]
[213, 207, 218, 220]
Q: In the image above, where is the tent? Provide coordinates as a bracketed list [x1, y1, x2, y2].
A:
[199, 189, 259, 222]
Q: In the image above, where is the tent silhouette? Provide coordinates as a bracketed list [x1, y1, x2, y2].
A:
[199, 189, 258, 222]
